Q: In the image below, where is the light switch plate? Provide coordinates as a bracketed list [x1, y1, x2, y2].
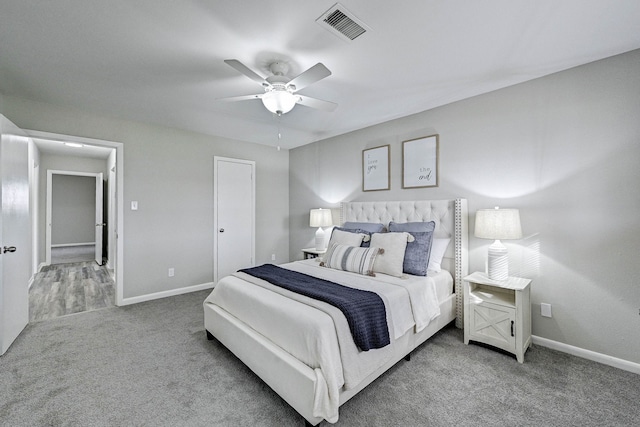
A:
[541, 303, 552, 318]
[131, 201, 138, 210]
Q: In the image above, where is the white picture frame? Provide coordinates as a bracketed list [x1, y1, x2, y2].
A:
[402, 134, 439, 188]
[362, 145, 390, 192]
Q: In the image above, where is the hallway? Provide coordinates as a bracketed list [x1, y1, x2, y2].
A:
[29, 262, 115, 322]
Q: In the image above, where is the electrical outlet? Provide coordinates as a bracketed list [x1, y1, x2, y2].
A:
[541, 303, 552, 318]
[168, 268, 175, 277]
[271, 253, 276, 261]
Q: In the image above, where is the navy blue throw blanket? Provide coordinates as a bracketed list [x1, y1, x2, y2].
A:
[239, 264, 390, 351]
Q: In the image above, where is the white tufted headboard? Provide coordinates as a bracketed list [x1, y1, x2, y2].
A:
[340, 199, 468, 328]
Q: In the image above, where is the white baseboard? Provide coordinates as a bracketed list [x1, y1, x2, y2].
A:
[118, 282, 215, 306]
[532, 335, 640, 375]
[51, 242, 95, 248]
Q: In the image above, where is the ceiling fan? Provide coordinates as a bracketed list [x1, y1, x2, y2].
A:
[219, 59, 337, 116]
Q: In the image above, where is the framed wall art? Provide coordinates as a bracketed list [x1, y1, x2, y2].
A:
[402, 134, 439, 188]
[362, 145, 390, 191]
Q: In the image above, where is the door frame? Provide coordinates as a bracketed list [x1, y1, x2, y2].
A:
[213, 156, 255, 284]
[26, 130, 125, 306]
[45, 170, 103, 265]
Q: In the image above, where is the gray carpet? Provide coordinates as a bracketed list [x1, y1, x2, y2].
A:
[1, 289, 638, 426]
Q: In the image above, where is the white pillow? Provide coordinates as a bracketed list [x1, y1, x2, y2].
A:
[370, 232, 415, 277]
[320, 244, 380, 276]
[428, 238, 451, 272]
[326, 228, 369, 248]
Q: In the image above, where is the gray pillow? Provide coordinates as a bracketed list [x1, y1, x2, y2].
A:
[388, 221, 436, 276]
[343, 222, 385, 233]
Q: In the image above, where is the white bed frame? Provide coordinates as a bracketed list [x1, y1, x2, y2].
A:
[204, 199, 468, 425]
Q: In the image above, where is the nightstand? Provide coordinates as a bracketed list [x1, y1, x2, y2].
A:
[463, 272, 532, 363]
[302, 248, 326, 260]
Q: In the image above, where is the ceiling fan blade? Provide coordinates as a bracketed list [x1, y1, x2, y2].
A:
[296, 95, 337, 112]
[224, 59, 266, 85]
[217, 94, 264, 102]
[288, 63, 331, 91]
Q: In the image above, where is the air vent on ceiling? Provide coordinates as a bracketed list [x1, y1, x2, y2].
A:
[316, 3, 369, 42]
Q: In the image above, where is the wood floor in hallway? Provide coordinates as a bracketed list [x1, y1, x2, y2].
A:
[29, 262, 115, 323]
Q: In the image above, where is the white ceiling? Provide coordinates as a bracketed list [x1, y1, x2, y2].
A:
[2, 1, 640, 151]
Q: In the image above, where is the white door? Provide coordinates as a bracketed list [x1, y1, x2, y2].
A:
[94, 173, 103, 264]
[213, 157, 255, 283]
[0, 115, 31, 355]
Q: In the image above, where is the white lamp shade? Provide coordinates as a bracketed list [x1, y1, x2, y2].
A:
[309, 208, 333, 227]
[262, 90, 297, 115]
[475, 207, 522, 281]
[474, 208, 522, 240]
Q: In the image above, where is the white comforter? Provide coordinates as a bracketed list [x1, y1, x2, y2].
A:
[204, 259, 441, 423]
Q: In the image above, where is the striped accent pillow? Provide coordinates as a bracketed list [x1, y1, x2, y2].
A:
[321, 243, 381, 276]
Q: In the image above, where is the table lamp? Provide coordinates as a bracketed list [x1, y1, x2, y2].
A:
[474, 207, 522, 281]
[310, 208, 333, 250]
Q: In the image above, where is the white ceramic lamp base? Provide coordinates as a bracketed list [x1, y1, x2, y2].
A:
[487, 240, 508, 281]
[315, 227, 325, 251]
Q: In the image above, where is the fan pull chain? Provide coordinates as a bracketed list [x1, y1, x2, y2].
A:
[276, 115, 282, 151]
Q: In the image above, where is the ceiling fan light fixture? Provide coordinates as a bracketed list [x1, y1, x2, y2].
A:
[262, 90, 297, 115]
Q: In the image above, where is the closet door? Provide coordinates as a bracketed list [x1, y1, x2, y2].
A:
[0, 115, 31, 355]
[213, 157, 255, 283]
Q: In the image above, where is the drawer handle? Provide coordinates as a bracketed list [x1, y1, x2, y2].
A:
[510, 321, 515, 337]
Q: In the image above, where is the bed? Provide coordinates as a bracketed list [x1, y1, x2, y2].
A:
[204, 199, 468, 425]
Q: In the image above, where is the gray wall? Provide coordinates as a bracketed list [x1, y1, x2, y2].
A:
[51, 174, 96, 245]
[3, 96, 290, 299]
[290, 49, 640, 364]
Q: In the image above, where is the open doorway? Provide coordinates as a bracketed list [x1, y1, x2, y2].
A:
[27, 130, 124, 310]
[46, 171, 105, 265]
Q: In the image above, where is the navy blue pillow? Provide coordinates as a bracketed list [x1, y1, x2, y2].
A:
[388, 221, 436, 276]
